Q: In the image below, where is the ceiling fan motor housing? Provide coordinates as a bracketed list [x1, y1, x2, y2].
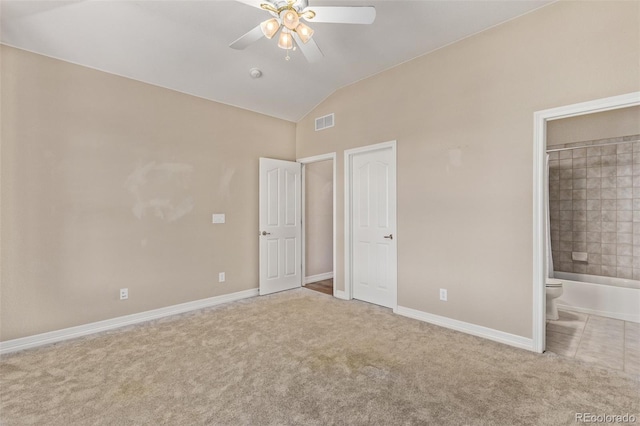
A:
[271, 0, 307, 12]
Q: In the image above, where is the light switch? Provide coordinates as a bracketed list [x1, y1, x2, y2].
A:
[212, 214, 225, 224]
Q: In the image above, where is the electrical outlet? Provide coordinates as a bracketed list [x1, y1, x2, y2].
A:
[218, 272, 225, 283]
[439, 288, 447, 302]
[120, 288, 128, 300]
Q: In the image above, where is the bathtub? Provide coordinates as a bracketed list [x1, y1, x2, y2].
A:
[553, 271, 640, 323]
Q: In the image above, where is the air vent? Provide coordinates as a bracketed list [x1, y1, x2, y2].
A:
[315, 113, 335, 131]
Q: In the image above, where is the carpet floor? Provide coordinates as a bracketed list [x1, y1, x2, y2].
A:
[1, 289, 638, 425]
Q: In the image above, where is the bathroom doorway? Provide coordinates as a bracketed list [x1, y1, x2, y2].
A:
[533, 92, 640, 352]
[546, 107, 640, 374]
[298, 153, 336, 297]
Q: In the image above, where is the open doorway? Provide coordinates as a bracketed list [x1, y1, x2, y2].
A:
[544, 106, 640, 374]
[298, 153, 336, 297]
[532, 92, 640, 352]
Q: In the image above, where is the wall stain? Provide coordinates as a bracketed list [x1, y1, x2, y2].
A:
[218, 166, 236, 200]
[125, 161, 195, 222]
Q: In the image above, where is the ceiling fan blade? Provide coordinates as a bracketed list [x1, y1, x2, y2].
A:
[292, 33, 324, 63]
[229, 25, 264, 50]
[303, 6, 376, 24]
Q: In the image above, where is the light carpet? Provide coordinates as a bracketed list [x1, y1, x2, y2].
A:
[1, 289, 638, 425]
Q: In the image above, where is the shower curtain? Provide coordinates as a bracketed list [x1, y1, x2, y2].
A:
[545, 153, 554, 279]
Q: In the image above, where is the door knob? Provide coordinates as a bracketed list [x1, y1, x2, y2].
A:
[384, 234, 393, 240]
[261, 231, 271, 236]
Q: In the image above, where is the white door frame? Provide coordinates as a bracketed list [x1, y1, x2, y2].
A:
[344, 140, 397, 302]
[532, 91, 640, 353]
[297, 153, 337, 296]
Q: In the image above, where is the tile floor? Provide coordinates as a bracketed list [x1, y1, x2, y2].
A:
[546, 309, 639, 376]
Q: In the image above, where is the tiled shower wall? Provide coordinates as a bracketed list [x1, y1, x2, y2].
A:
[549, 135, 640, 280]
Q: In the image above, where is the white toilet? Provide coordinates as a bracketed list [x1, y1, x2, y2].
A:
[546, 279, 563, 320]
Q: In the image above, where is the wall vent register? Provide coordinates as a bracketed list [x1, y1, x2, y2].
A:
[315, 113, 334, 131]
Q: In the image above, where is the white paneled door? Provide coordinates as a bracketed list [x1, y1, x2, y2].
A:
[259, 158, 302, 295]
[351, 146, 397, 308]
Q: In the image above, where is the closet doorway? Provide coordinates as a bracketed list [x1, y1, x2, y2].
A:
[298, 153, 336, 297]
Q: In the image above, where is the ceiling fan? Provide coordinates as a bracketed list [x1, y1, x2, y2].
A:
[229, 0, 376, 62]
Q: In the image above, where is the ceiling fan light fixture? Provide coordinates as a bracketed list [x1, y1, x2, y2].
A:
[260, 18, 280, 39]
[295, 22, 313, 44]
[277, 30, 293, 50]
[231, 0, 376, 62]
[281, 9, 299, 30]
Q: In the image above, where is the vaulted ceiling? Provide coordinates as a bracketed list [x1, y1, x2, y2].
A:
[1, 1, 552, 122]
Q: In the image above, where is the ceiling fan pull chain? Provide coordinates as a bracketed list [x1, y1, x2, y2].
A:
[285, 36, 297, 61]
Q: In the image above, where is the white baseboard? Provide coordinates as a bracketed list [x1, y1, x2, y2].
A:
[0, 288, 259, 355]
[334, 290, 348, 300]
[304, 272, 334, 284]
[558, 304, 640, 324]
[394, 306, 534, 351]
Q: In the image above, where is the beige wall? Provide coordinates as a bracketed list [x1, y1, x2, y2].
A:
[2, 1, 639, 344]
[304, 160, 333, 278]
[1, 46, 296, 340]
[548, 106, 640, 146]
[296, 1, 640, 338]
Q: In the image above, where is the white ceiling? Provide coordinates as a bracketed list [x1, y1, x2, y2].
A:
[1, 0, 552, 122]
